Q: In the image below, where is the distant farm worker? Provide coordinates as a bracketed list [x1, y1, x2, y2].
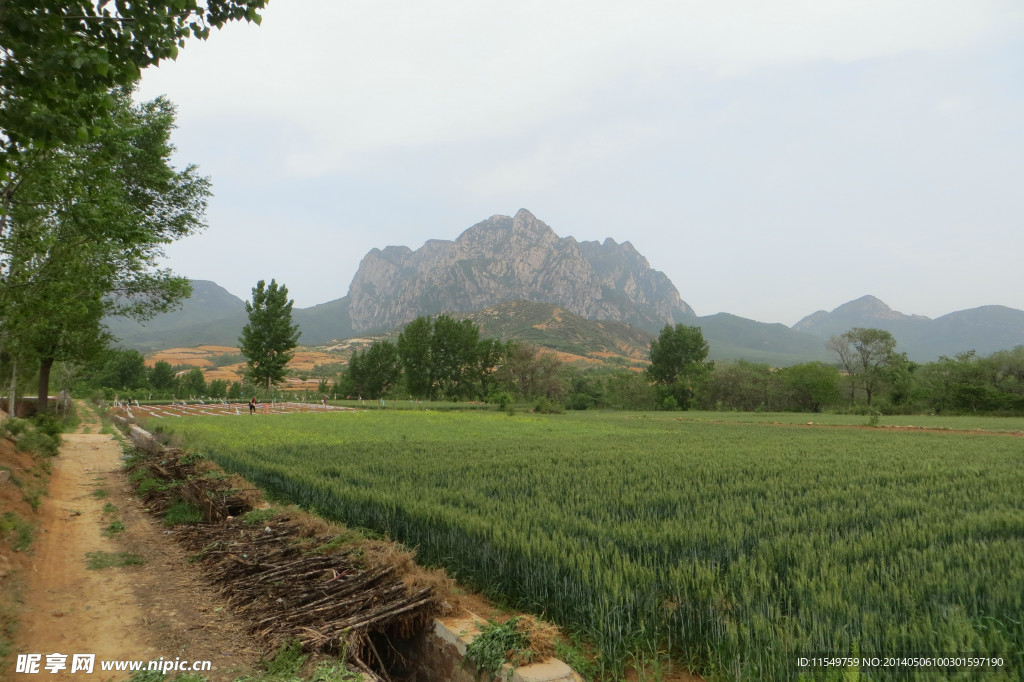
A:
[249, 397, 257, 415]
[321, 395, 328, 409]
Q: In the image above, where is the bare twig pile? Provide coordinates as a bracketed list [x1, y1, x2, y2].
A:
[120, 431, 448, 677]
[174, 519, 440, 674]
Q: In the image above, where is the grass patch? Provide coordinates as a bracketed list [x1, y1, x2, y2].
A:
[163, 500, 204, 526]
[0, 511, 35, 552]
[21, 488, 42, 511]
[102, 521, 126, 536]
[240, 508, 277, 525]
[102, 502, 118, 514]
[136, 477, 163, 495]
[85, 551, 143, 569]
[264, 639, 305, 677]
[91, 488, 108, 499]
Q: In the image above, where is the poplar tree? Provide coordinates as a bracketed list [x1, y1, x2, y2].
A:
[239, 279, 300, 394]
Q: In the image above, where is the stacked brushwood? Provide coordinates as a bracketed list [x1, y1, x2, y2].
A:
[119, 428, 444, 678]
[139, 447, 250, 521]
[175, 519, 438, 676]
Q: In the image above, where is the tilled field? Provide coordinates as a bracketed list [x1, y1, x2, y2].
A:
[113, 401, 357, 419]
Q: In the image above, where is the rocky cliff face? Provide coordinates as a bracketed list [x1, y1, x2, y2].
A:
[346, 209, 693, 332]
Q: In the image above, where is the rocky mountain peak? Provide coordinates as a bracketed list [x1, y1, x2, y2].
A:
[345, 210, 693, 333]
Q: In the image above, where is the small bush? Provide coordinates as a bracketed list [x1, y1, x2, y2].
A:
[103, 521, 126, 536]
[464, 616, 555, 680]
[30, 413, 62, 438]
[1, 418, 28, 438]
[1, 511, 34, 552]
[18, 429, 59, 457]
[532, 398, 563, 415]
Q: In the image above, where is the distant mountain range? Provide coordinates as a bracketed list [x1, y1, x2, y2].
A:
[104, 210, 1024, 363]
[793, 295, 1024, 360]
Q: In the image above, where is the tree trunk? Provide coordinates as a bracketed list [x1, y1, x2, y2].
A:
[38, 356, 54, 413]
[8, 356, 16, 417]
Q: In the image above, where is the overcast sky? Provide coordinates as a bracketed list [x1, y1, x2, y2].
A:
[136, 0, 1024, 326]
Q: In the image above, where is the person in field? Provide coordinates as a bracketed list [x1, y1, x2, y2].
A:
[249, 397, 257, 415]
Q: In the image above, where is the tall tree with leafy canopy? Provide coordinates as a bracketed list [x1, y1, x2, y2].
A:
[397, 315, 433, 399]
[0, 92, 210, 410]
[239, 279, 300, 394]
[0, 0, 267, 170]
[828, 327, 897, 406]
[645, 323, 713, 409]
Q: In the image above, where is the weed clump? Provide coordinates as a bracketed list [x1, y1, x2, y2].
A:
[85, 551, 144, 569]
[464, 615, 559, 680]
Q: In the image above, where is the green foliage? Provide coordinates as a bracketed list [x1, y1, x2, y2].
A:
[239, 279, 301, 393]
[182, 367, 207, 395]
[341, 340, 401, 400]
[149, 360, 177, 390]
[493, 341, 565, 403]
[29, 412, 62, 437]
[645, 324, 712, 409]
[1, 511, 35, 552]
[85, 551, 144, 569]
[163, 500, 203, 526]
[18, 429, 59, 457]
[241, 508, 277, 525]
[1, 418, 28, 438]
[829, 327, 898, 406]
[0, 0, 266, 163]
[264, 639, 306, 677]
[127, 671, 166, 682]
[396, 315, 507, 400]
[532, 397, 563, 414]
[91, 349, 151, 391]
[102, 521, 126, 536]
[3, 92, 209, 410]
[159, 410, 1024, 680]
[464, 617, 533, 680]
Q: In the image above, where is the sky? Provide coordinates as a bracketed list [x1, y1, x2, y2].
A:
[136, 0, 1024, 326]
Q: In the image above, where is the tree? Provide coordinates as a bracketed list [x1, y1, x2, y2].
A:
[827, 327, 897, 406]
[239, 279, 300, 393]
[430, 315, 481, 399]
[397, 316, 434, 399]
[698, 360, 775, 411]
[778, 361, 840, 412]
[1, 92, 209, 410]
[645, 324, 713, 409]
[493, 342, 566, 402]
[183, 367, 206, 395]
[0, 0, 267, 169]
[149, 360, 176, 390]
[93, 349, 148, 391]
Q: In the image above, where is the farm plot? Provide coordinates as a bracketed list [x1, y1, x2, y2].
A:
[148, 411, 1024, 681]
[113, 401, 355, 419]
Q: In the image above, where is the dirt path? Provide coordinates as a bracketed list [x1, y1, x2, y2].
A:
[13, 408, 261, 681]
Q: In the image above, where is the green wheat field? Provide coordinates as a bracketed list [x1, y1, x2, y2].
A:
[149, 410, 1024, 681]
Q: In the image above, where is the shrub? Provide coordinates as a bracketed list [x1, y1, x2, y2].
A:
[18, 430, 59, 457]
[0, 418, 28, 438]
[532, 398, 563, 414]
